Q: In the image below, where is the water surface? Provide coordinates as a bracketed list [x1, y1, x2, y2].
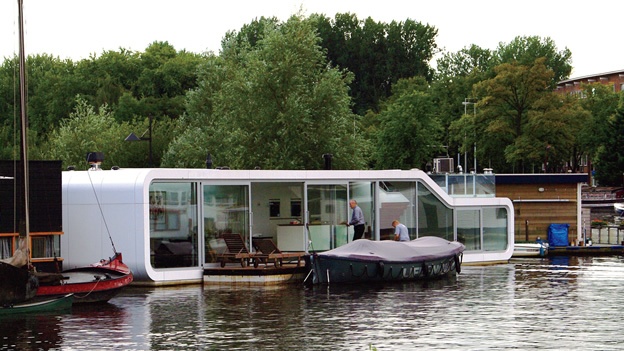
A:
[2, 256, 623, 350]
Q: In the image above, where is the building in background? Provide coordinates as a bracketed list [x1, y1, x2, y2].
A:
[557, 69, 624, 95]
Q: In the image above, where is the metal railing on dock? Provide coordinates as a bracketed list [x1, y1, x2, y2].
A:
[591, 226, 624, 245]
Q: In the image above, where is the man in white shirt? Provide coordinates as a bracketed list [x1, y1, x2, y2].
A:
[392, 220, 410, 241]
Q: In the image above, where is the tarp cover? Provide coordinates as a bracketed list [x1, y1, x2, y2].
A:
[548, 223, 570, 247]
[318, 236, 465, 263]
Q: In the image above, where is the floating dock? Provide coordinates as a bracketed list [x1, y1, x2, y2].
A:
[547, 244, 624, 256]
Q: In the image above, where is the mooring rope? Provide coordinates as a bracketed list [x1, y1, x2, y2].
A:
[73, 276, 101, 299]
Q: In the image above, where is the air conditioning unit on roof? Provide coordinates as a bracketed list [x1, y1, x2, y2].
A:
[433, 158, 454, 173]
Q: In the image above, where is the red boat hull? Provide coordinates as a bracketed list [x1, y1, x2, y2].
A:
[36, 253, 133, 304]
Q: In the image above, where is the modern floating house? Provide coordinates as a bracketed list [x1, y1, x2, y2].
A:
[61, 168, 514, 285]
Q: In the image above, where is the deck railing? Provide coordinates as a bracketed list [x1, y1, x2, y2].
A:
[591, 226, 624, 245]
[429, 173, 496, 198]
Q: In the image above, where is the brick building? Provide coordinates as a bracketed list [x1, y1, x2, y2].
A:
[557, 69, 624, 95]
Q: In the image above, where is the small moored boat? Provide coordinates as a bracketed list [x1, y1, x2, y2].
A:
[513, 242, 549, 257]
[35, 253, 133, 304]
[308, 236, 464, 284]
[0, 294, 73, 316]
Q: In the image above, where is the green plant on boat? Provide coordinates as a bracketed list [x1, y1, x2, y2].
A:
[591, 219, 608, 228]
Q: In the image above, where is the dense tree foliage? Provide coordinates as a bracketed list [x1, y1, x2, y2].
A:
[162, 15, 366, 169]
[311, 13, 438, 115]
[595, 105, 624, 186]
[1, 12, 621, 180]
[459, 58, 583, 173]
[372, 77, 441, 169]
[38, 97, 176, 169]
[431, 44, 495, 165]
[0, 42, 205, 165]
[571, 83, 620, 175]
[494, 36, 572, 88]
[41, 98, 134, 169]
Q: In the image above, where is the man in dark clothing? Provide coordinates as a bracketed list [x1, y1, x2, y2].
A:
[347, 199, 365, 241]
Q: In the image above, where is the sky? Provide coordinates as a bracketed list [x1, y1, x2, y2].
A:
[1, 0, 622, 79]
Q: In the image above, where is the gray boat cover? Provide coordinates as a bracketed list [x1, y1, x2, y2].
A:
[317, 236, 464, 263]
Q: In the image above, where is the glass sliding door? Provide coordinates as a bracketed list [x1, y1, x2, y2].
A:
[378, 181, 416, 240]
[203, 184, 250, 264]
[457, 209, 481, 250]
[149, 182, 198, 268]
[349, 181, 375, 240]
[483, 207, 508, 251]
[306, 183, 348, 251]
[417, 181, 453, 240]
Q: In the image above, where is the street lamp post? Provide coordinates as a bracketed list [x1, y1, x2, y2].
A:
[462, 98, 477, 173]
[125, 115, 153, 167]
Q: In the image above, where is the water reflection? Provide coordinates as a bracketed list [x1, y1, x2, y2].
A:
[0, 314, 65, 350]
[2, 256, 624, 350]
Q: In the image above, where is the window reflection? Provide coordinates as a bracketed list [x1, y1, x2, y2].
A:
[417, 182, 453, 240]
[149, 182, 198, 268]
[457, 210, 481, 250]
[203, 185, 249, 264]
[483, 207, 508, 251]
[378, 181, 415, 240]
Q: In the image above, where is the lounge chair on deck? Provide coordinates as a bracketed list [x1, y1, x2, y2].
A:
[251, 238, 304, 268]
[217, 233, 254, 267]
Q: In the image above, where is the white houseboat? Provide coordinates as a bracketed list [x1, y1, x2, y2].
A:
[61, 168, 514, 285]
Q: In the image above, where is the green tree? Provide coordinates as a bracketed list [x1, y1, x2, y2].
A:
[134, 42, 204, 119]
[73, 48, 142, 114]
[42, 97, 134, 169]
[373, 77, 441, 169]
[464, 58, 582, 172]
[311, 13, 438, 115]
[0, 54, 84, 136]
[432, 44, 495, 164]
[595, 106, 624, 186]
[495, 36, 572, 87]
[163, 15, 365, 169]
[511, 92, 587, 172]
[576, 83, 620, 170]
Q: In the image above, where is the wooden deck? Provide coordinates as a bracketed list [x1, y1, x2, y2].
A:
[203, 262, 309, 286]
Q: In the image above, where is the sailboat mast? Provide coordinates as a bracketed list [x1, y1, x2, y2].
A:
[17, 0, 30, 240]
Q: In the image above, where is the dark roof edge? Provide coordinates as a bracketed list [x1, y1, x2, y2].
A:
[495, 173, 588, 185]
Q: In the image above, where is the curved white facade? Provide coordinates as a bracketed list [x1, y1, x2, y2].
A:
[62, 168, 514, 284]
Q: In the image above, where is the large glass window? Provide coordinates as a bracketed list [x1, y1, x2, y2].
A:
[0, 237, 11, 258]
[457, 209, 481, 250]
[307, 184, 347, 250]
[149, 182, 198, 268]
[349, 182, 375, 240]
[483, 207, 508, 251]
[378, 181, 416, 240]
[203, 185, 249, 264]
[417, 182, 453, 240]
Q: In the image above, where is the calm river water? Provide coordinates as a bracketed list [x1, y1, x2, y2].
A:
[2, 255, 624, 350]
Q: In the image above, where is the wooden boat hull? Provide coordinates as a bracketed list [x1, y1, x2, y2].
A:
[309, 237, 464, 284]
[0, 262, 39, 305]
[0, 294, 73, 316]
[36, 253, 133, 304]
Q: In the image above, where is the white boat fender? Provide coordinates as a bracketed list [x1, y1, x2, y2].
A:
[377, 261, 384, 277]
[454, 254, 462, 274]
